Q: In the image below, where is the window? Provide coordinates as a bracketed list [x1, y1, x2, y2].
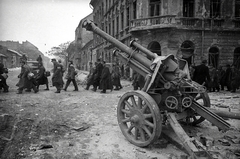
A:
[116, 16, 119, 33]
[183, 0, 194, 17]
[210, 0, 221, 18]
[109, 23, 111, 35]
[208, 47, 219, 68]
[106, 0, 108, 11]
[149, 0, 161, 17]
[99, 6, 102, 17]
[236, 0, 240, 18]
[102, 2, 104, 15]
[147, 41, 161, 58]
[121, 12, 124, 30]
[126, 7, 130, 26]
[112, 20, 115, 36]
[133, 1, 137, 19]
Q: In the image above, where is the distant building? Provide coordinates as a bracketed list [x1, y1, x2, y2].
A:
[7, 49, 23, 68]
[88, 0, 240, 74]
[0, 40, 44, 61]
[0, 54, 7, 66]
[0, 45, 22, 68]
[0, 41, 52, 68]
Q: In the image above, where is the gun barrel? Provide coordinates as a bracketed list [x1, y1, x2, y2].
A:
[113, 50, 151, 77]
[130, 40, 157, 60]
[82, 20, 152, 69]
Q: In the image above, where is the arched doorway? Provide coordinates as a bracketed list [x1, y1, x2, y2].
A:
[208, 46, 219, 68]
[147, 41, 161, 57]
[234, 47, 240, 69]
[180, 40, 194, 65]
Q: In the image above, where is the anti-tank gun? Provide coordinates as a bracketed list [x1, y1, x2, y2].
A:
[82, 20, 233, 158]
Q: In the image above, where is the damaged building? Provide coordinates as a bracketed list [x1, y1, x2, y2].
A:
[88, 0, 240, 77]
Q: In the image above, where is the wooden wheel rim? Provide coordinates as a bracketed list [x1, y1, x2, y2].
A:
[117, 90, 162, 147]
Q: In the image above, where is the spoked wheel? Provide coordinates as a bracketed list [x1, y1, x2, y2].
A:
[183, 92, 211, 126]
[117, 90, 162, 147]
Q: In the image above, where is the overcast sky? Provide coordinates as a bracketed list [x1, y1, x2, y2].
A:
[0, 0, 92, 53]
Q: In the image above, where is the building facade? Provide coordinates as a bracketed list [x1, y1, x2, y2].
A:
[89, 0, 133, 78]
[89, 0, 240, 73]
[79, 40, 93, 71]
[74, 13, 93, 70]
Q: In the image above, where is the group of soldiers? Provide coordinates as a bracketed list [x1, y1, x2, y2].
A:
[2, 54, 239, 94]
[191, 60, 240, 93]
[15, 57, 79, 94]
[85, 59, 122, 93]
[208, 64, 240, 93]
[16, 56, 49, 94]
[1, 55, 124, 94]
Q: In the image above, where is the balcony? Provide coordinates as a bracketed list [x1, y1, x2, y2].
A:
[130, 15, 240, 32]
[130, 15, 177, 31]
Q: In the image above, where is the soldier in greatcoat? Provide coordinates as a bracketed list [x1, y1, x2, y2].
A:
[230, 65, 240, 93]
[63, 64, 78, 91]
[92, 59, 103, 91]
[208, 65, 220, 92]
[0, 62, 9, 93]
[224, 64, 232, 91]
[132, 71, 145, 90]
[85, 62, 95, 90]
[36, 55, 43, 63]
[17, 61, 38, 94]
[112, 63, 122, 90]
[218, 66, 226, 91]
[99, 61, 113, 93]
[51, 59, 64, 93]
[36, 62, 49, 90]
[192, 60, 210, 88]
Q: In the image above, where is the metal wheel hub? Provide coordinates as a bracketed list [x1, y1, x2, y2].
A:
[130, 111, 144, 127]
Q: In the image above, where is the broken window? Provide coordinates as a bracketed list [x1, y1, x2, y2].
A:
[183, 0, 194, 17]
[149, 0, 161, 17]
[208, 47, 219, 68]
[236, 0, 240, 18]
[210, 0, 221, 18]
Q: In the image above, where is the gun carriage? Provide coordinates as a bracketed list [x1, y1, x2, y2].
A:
[83, 20, 233, 159]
